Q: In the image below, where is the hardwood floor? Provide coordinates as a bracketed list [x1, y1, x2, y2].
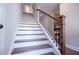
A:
[65, 47, 79, 55]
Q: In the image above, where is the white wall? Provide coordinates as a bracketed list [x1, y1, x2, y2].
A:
[5, 3, 23, 55]
[38, 3, 59, 15]
[0, 4, 6, 54]
[0, 3, 22, 54]
[60, 4, 79, 51]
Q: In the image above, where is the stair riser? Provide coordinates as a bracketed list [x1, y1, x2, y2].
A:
[19, 19, 35, 21]
[16, 31, 44, 35]
[19, 21, 37, 22]
[18, 28, 42, 30]
[19, 22, 38, 24]
[20, 22, 37, 24]
[16, 35, 47, 40]
[19, 25, 40, 27]
[19, 26, 41, 28]
[18, 29, 43, 31]
[15, 39, 47, 43]
[19, 24, 38, 25]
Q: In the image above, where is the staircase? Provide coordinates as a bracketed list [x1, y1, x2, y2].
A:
[11, 13, 55, 55]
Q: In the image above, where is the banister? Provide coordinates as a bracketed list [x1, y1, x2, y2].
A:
[37, 9, 60, 21]
[37, 8, 65, 54]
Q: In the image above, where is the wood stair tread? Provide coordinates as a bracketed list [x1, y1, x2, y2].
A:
[42, 52, 55, 55]
[11, 44, 52, 54]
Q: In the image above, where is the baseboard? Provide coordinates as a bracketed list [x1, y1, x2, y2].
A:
[66, 44, 79, 52]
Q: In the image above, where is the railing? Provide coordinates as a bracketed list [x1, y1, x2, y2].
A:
[37, 9, 65, 54]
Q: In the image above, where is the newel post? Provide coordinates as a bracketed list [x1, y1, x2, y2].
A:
[59, 15, 65, 55]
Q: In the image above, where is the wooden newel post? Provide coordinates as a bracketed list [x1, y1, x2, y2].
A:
[59, 15, 65, 55]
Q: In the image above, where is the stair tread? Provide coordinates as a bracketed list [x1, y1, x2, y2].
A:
[13, 40, 49, 48]
[42, 52, 55, 55]
[11, 44, 52, 54]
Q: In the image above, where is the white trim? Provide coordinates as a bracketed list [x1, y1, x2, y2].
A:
[66, 44, 79, 52]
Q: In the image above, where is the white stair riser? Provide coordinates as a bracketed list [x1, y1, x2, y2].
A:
[19, 22, 37, 24]
[18, 28, 42, 30]
[19, 21, 37, 23]
[15, 38, 47, 42]
[16, 35, 47, 40]
[14, 48, 52, 55]
[16, 31, 44, 34]
[13, 40, 49, 48]
[19, 23, 38, 24]
[19, 19, 35, 21]
[19, 25, 40, 27]
[19, 20, 36, 22]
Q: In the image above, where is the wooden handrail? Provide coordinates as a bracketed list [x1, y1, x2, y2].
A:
[37, 9, 60, 21]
